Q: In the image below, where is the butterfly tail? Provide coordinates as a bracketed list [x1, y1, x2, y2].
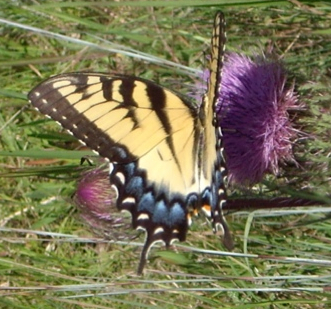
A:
[137, 235, 154, 275]
[209, 190, 234, 251]
[214, 205, 234, 250]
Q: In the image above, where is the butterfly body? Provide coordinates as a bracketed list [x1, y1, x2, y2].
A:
[29, 12, 232, 274]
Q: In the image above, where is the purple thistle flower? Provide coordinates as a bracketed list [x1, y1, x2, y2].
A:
[218, 53, 300, 185]
[73, 167, 133, 240]
[193, 53, 301, 186]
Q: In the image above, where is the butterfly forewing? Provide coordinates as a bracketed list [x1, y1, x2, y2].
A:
[30, 74, 196, 162]
[210, 12, 233, 249]
[200, 12, 233, 249]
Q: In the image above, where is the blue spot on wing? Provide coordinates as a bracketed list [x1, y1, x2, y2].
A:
[124, 162, 136, 177]
[214, 169, 223, 186]
[113, 146, 129, 160]
[170, 203, 186, 225]
[152, 200, 168, 224]
[138, 192, 155, 213]
[126, 176, 144, 197]
[152, 200, 185, 226]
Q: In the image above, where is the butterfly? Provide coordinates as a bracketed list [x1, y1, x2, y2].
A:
[28, 11, 233, 274]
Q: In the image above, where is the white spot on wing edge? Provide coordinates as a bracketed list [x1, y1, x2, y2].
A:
[108, 163, 114, 174]
[215, 222, 225, 235]
[122, 196, 135, 204]
[137, 213, 149, 221]
[116, 172, 125, 184]
[153, 227, 164, 235]
[169, 238, 179, 245]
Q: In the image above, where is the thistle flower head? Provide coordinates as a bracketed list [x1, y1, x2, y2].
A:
[193, 53, 301, 186]
[217, 53, 300, 185]
[73, 167, 133, 240]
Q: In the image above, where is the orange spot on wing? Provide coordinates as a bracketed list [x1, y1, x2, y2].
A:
[202, 205, 211, 212]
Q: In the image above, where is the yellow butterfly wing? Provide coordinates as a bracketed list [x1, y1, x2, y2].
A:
[28, 11, 232, 274]
[202, 11, 233, 250]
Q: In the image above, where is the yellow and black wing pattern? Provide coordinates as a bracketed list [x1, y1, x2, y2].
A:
[28, 11, 231, 274]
